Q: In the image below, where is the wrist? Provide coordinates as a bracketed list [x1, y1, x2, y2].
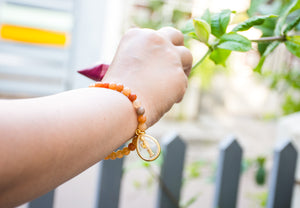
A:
[89, 81, 161, 161]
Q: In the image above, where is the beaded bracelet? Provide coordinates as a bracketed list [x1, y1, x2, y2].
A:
[89, 82, 161, 162]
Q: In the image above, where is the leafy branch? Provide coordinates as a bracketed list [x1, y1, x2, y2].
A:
[182, 0, 300, 74]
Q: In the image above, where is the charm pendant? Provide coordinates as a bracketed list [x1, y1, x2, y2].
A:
[135, 131, 161, 162]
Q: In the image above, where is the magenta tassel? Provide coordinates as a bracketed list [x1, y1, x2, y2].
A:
[78, 64, 110, 81]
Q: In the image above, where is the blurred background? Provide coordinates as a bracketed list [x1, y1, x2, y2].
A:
[0, 0, 299, 207]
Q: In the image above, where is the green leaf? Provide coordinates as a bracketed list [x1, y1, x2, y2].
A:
[211, 9, 231, 38]
[217, 32, 251, 52]
[232, 15, 278, 32]
[285, 35, 300, 57]
[201, 9, 211, 24]
[254, 41, 280, 73]
[283, 14, 300, 34]
[181, 193, 201, 208]
[209, 48, 231, 66]
[283, 94, 300, 115]
[187, 32, 200, 41]
[290, 0, 300, 13]
[275, 0, 300, 35]
[255, 18, 277, 55]
[193, 19, 211, 43]
[181, 19, 194, 34]
[247, 0, 269, 16]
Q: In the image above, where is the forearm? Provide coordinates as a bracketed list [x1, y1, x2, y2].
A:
[0, 88, 137, 207]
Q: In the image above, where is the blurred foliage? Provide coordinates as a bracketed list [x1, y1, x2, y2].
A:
[247, 0, 300, 115]
[131, 0, 300, 115]
[132, 0, 191, 30]
[265, 67, 300, 115]
[249, 191, 268, 207]
[185, 160, 205, 179]
[255, 156, 267, 185]
[180, 192, 201, 208]
[183, 0, 300, 116]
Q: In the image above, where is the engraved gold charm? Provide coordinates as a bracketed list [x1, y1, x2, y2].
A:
[135, 130, 161, 162]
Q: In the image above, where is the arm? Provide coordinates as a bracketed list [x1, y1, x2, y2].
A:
[0, 88, 138, 207]
[0, 27, 192, 207]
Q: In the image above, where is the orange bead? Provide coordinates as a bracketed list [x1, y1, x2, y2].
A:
[110, 152, 117, 160]
[138, 123, 147, 131]
[138, 115, 146, 123]
[102, 83, 109, 88]
[132, 137, 138, 146]
[128, 93, 137, 102]
[109, 83, 117, 90]
[104, 155, 110, 160]
[128, 143, 136, 151]
[122, 87, 131, 97]
[94, 82, 104, 87]
[116, 83, 124, 92]
[133, 99, 141, 108]
[122, 147, 131, 155]
[116, 150, 123, 158]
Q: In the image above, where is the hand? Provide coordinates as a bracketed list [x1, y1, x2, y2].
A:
[102, 27, 193, 126]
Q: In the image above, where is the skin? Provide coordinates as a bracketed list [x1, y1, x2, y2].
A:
[0, 27, 192, 208]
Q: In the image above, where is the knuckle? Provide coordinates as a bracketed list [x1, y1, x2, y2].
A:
[145, 31, 166, 45]
[162, 26, 182, 35]
[161, 26, 184, 42]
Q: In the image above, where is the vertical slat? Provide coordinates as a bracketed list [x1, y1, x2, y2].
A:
[267, 139, 298, 208]
[28, 190, 55, 208]
[213, 136, 243, 208]
[156, 132, 186, 208]
[95, 158, 124, 208]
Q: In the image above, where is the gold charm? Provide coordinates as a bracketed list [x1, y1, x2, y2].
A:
[135, 130, 161, 162]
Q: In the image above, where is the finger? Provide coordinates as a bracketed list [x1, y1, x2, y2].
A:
[176, 46, 193, 77]
[175, 72, 189, 103]
[158, 27, 184, 46]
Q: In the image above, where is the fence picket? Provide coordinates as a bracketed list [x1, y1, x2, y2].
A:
[213, 136, 243, 208]
[156, 132, 186, 208]
[95, 158, 124, 208]
[28, 190, 55, 208]
[267, 139, 298, 208]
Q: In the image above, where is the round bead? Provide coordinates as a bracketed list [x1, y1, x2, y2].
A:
[138, 115, 146, 123]
[103, 83, 109, 88]
[116, 150, 123, 158]
[122, 87, 131, 97]
[138, 123, 147, 131]
[132, 137, 138, 146]
[128, 143, 136, 151]
[109, 83, 117, 90]
[133, 99, 141, 108]
[122, 147, 130, 155]
[110, 152, 117, 160]
[136, 107, 145, 115]
[95, 82, 104, 87]
[128, 93, 137, 102]
[104, 155, 110, 160]
[116, 83, 124, 92]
